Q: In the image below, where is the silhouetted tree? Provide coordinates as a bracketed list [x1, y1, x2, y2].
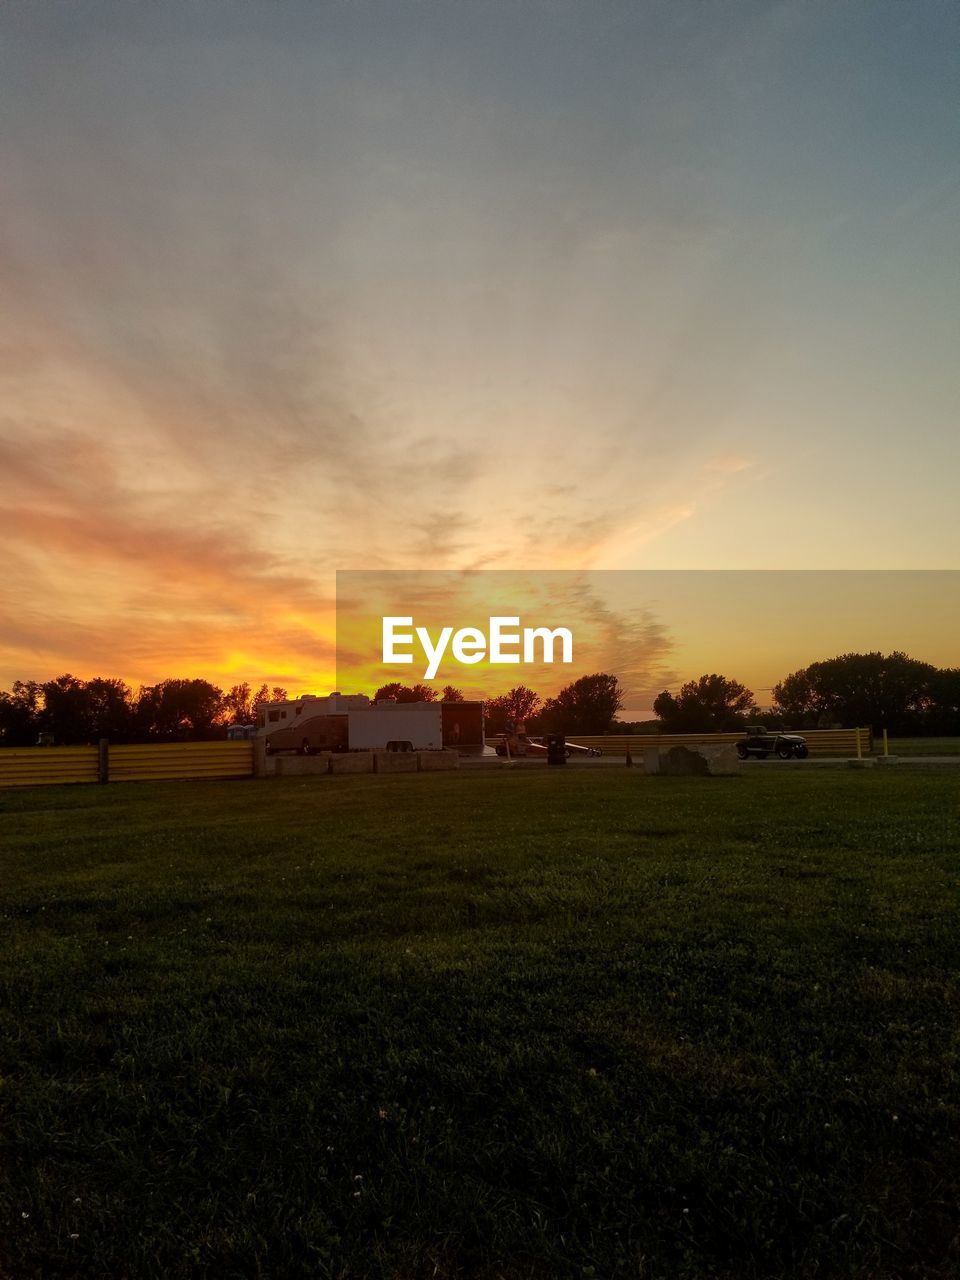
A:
[32, 674, 134, 744]
[606, 719, 662, 735]
[483, 686, 543, 735]
[653, 674, 754, 733]
[441, 685, 465, 702]
[772, 652, 938, 733]
[224, 683, 254, 724]
[540, 674, 623, 734]
[372, 683, 437, 703]
[251, 683, 271, 723]
[135, 679, 224, 741]
[0, 681, 42, 746]
[85, 678, 135, 741]
[40, 675, 95, 744]
[927, 667, 960, 734]
[769, 668, 824, 726]
[250, 683, 288, 716]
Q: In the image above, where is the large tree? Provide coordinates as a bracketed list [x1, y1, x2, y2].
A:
[40, 674, 95, 744]
[540, 674, 623, 735]
[483, 686, 542, 735]
[251, 684, 288, 718]
[25, 674, 135, 744]
[224, 682, 254, 725]
[135, 679, 224, 740]
[772, 652, 937, 732]
[653, 674, 755, 733]
[84, 677, 135, 741]
[372, 683, 437, 703]
[928, 668, 960, 734]
[0, 680, 42, 746]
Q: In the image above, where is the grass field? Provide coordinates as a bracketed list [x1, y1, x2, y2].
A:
[888, 737, 960, 756]
[1, 769, 958, 1280]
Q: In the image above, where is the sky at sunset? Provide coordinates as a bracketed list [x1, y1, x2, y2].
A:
[336, 570, 960, 717]
[2, 1, 958, 700]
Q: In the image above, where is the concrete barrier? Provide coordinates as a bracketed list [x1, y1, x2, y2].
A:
[418, 749, 460, 771]
[643, 744, 741, 776]
[330, 751, 374, 775]
[374, 750, 419, 774]
[274, 754, 332, 776]
[696, 744, 742, 775]
[261, 747, 458, 779]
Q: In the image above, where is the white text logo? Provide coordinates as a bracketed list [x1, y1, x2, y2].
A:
[382, 616, 573, 680]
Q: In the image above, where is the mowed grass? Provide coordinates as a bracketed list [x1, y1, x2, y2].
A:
[1, 769, 959, 1280]
[888, 737, 960, 756]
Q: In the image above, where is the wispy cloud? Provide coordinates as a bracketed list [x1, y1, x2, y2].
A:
[2, 0, 957, 692]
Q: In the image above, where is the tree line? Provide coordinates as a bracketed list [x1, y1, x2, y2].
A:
[0, 672, 626, 745]
[2, 652, 957, 746]
[382, 651, 960, 737]
[0, 677, 288, 746]
[653, 652, 960, 735]
[373, 675, 625, 736]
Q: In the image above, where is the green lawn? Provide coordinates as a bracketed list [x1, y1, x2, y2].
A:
[1, 769, 958, 1280]
[887, 737, 960, 756]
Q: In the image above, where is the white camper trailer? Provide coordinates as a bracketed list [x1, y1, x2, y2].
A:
[256, 693, 481, 755]
[343, 701, 443, 751]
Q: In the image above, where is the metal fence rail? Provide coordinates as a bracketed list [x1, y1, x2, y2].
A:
[110, 742, 254, 782]
[0, 745, 100, 788]
[0, 729, 874, 788]
[562, 729, 873, 756]
[0, 741, 254, 788]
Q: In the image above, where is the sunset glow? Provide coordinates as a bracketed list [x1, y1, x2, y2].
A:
[2, 2, 958, 698]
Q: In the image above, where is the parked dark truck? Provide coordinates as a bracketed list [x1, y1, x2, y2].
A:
[737, 725, 808, 760]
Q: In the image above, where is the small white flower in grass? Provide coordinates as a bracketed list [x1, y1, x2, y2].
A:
[892, 1114, 899, 1122]
[69, 1233, 79, 1240]
[21, 1212, 29, 1219]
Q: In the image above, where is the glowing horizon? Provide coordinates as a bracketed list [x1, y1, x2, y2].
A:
[2, 3, 958, 700]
